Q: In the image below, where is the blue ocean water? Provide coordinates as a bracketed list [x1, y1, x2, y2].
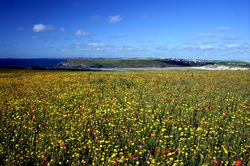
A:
[0, 59, 65, 68]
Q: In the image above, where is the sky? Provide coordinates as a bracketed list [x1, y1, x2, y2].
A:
[0, 0, 249, 60]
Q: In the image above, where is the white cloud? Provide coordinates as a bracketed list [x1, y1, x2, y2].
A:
[222, 35, 239, 41]
[59, 27, 65, 32]
[90, 15, 105, 22]
[224, 44, 239, 48]
[108, 15, 122, 23]
[198, 33, 218, 37]
[216, 26, 230, 31]
[90, 15, 122, 23]
[87, 42, 104, 47]
[65, 42, 148, 54]
[75, 29, 89, 36]
[67, 42, 106, 51]
[198, 44, 215, 50]
[116, 45, 147, 52]
[33, 24, 53, 32]
[17, 26, 24, 31]
[198, 32, 239, 41]
[147, 43, 169, 51]
[31, 35, 38, 39]
[108, 34, 127, 38]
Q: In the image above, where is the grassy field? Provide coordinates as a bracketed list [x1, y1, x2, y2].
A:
[67, 59, 211, 68]
[67, 59, 250, 68]
[0, 69, 249, 165]
[68, 59, 179, 68]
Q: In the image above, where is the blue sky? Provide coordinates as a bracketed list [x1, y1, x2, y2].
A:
[0, 0, 249, 60]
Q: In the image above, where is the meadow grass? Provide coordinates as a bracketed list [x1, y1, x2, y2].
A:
[0, 70, 249, 165]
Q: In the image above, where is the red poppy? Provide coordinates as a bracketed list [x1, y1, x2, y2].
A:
[165, 148, 171, 153]
[127, 139, 132, 143]
[79, 108, 85, 113]
[155, 80, 160, 84]
[156, 149, 161, 155]
[213, 159, 219, 165]
[87, 130, 91, 136]
[63, 143, 68, 150]
[131, 154, 137, 160]
[235, 160, 242, 166]
[42, 155, 49, 166]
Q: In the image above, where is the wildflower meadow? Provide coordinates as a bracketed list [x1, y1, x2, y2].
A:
[0, 70, 249, 165]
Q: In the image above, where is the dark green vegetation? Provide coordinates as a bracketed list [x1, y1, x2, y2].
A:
[63, 58, 250, 69]
[66, 58, 212, 68]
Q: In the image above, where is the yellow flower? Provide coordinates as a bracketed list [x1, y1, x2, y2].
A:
[196, 127, 203, 131]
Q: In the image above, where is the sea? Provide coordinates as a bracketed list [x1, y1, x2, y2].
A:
[0, 59, 65, 68]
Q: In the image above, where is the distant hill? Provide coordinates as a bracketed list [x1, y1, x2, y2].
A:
[0, 58, 249, 70]
[56, 58, 250, 69]
[61, 58, 210, 68]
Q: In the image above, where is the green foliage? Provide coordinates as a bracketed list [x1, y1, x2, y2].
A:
[68, 59, 182, 68]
